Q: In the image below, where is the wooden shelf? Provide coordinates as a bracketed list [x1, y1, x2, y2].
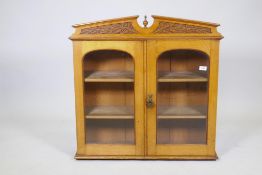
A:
[158, 105, 207, 119]
[85, 106, 134, 119]
[158, 71, 208, 82]
[84, 71, 134, 82]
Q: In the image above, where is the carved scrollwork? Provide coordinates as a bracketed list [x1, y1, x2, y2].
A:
[154, 21, 211, 34]
[80, 22, 138, 34]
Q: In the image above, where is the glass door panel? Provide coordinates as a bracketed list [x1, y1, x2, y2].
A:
[157, 50, 209, 144]
[83, 50, 135, 144]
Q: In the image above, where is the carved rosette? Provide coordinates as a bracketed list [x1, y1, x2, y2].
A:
[80, 22, 138, 34]
[154, 21, 211, 34]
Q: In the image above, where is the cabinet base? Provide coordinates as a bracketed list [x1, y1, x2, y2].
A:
[75, 153, 218, 160]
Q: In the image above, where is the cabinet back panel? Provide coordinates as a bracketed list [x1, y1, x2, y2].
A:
[84, 83, 134, 106]
[83, 50, 133, 72]
[158, 83, 208, 106]
[157, 119, 206, 144]
[157, 50, 209, 75]
[86, 120, 134, 144]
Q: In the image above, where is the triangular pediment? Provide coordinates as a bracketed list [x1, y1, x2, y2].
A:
[70, 15, 223, 40]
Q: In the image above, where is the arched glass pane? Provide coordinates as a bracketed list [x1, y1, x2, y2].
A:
[83, 50, 135, 144]
[157, 50, 209, 144]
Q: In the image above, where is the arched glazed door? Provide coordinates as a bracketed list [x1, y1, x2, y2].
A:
[73, 41, 145, 156]
[146, 40, 217, 157]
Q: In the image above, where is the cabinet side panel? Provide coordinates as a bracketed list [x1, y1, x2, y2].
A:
[73, 41, 86, 154]
[207, 40, 220, 156]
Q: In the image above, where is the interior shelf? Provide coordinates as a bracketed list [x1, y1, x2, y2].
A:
[84, 71, 134, 82]
[158, 71, 208, 82]
[85, 106, 134, 119]
[158, 105, 207, 119]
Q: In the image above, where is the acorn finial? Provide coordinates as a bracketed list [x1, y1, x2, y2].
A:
[143, 15, 148, 28]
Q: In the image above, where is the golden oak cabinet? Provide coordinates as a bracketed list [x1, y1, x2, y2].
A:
[70, 15, 223, 160]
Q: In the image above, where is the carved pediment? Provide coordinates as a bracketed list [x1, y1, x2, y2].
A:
[70, 15, 223, 40]
[80, 22, 138, 34]
[153, 21, 211, 34]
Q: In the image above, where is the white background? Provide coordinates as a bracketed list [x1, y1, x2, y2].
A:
[1, 0, 262, 174]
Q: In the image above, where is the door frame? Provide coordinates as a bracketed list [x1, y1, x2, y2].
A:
[146, 40, 219, 157]
[73, 41, 145, 156]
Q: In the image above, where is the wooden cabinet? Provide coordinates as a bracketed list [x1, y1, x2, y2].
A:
[70, 15, 223, 160]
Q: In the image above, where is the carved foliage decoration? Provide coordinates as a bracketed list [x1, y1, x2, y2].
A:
[80, 22, 138, 34]
[154, 21, 211, 34]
